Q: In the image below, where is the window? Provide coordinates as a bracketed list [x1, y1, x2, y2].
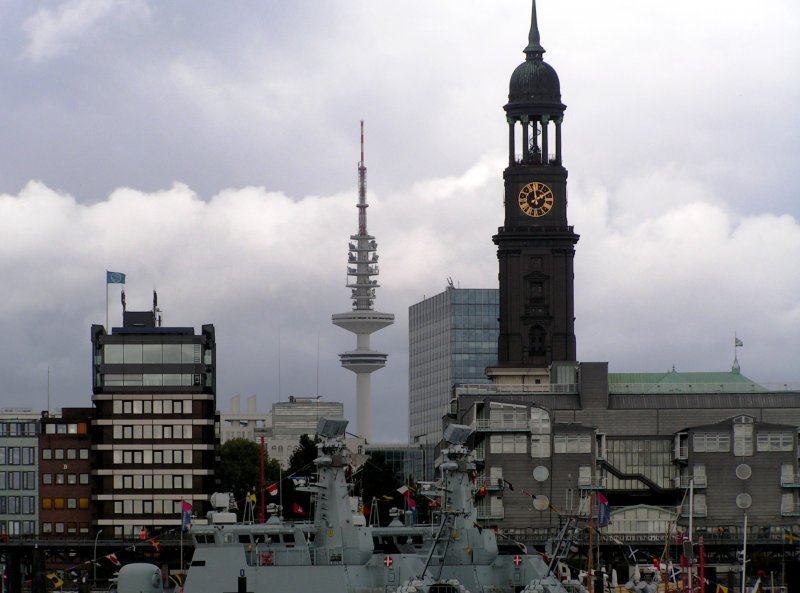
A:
[693, 433, 731, 453]
[757, 432, 793, 452]
[530, 407, 551, 434]
[489, 434, 527, 454]
[67, 449, 77, 460]
[79, 448, 89, 460]
[553, 434, 592, 454]
[55, 474, 65, 485]
[530, 435, 551, 458]
[734, 424, 754, 457]
[22, 447, 35, 464]
[42, 474, 52, 485]
[42, 449, 52, 460]
[79, 474, 89, 485]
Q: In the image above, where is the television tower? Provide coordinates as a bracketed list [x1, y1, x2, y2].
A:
[332, 121, 394, 443]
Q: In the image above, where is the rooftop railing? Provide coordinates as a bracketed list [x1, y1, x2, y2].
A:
[454, 383, 577, 396]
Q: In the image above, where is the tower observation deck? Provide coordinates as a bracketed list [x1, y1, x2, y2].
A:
[332, 121, 394, 443]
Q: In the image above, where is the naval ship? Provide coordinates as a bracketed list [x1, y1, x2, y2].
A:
[182, 418, 576, 593]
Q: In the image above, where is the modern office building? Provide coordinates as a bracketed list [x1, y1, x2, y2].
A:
[0, 415, 39, 538]
[38, 408, 94, 538]
[90, 297, 216, 537]
[408, 287, 498, 448]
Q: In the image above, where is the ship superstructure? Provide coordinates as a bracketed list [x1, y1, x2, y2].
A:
[332, 121, 394, 442]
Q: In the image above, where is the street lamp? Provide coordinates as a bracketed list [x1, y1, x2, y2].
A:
[93, 528, 104, 585]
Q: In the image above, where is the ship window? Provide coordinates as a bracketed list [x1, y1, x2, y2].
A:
[238, 534, 251, 543]
[283, 533, 295, 544]
[191, 560, 207, 566]
[253, 534, 265, 544]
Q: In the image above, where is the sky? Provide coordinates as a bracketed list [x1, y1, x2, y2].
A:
[1, 0, 798, 442]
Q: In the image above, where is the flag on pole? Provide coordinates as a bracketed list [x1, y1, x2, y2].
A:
[46, 573, 64, 588]
[293, 502, 307, 516]
[106, 271, 126, 284]
[735, 337, 743, 347]
[181, 500, 193, 532]
[266, 483, 279, 496]
[474, 484, 488, 502]
[106, 553, 121, 566]
[596, 492, 610, 527]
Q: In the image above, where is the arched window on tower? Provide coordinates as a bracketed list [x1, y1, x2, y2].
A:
[529, 326, 546, 356]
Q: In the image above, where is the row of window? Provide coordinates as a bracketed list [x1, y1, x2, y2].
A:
[112, 449, 194, 464]
[103, 373, 203, 387]
[41, 522, 90, 535]
[0, 471, 37, 490]
[113, 499, 190, 515]
[42, 473, 90, 485]
[0, 447, 36, 465]
[43, 422, 88, 435]
[0, 520, 36, 535]
[41, 497, 91, 510]
[693, 430, 794, 455]
[0, 422, 37, 436]
[489, 434, 593, 456]
[113, 424, 193, 439]
[113, 399, 193, 414]
[103, 342, 202, 364]
[0, 496, 36, 514]
[114, 474, 194, 490]
[42, 448, 90, 460]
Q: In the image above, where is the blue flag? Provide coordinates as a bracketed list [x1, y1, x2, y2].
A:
[106, 271, 126, 284]
[596, 492, 610, 527]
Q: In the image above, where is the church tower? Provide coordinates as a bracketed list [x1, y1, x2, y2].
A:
[493, 0, 579, 368]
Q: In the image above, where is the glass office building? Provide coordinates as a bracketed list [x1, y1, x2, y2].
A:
[408, 287, 498, 449]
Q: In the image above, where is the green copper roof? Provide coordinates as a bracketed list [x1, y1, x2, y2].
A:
[609, 369, 766, 394]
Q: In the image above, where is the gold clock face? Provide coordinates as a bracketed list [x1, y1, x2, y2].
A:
[518, 182, 554, 217]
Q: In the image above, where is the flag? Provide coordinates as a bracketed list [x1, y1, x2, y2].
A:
[181, 500, 193, 532]
[735, 337, 743, 347]
[149, 539, 161, 552]
[106, 271, 126, 284]
[293, 502, 307, 516]
[290, 476, 308, 487]
[404, 491, 417, 510]
[46, 573, 64, 588]
[596, 492, 610, 527]
[382, 494, 394, 501]
[502, 479, 515, 491]
[267, 483, 279, 496]
[106, 553, 121, 566]
[246, 493, 256, 505]
[474, 484, 488, 502]
[716, 585, 729, 593]
[785, 531, 800, 543]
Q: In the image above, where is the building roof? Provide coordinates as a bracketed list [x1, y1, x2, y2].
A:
[608, 369, 765, 394]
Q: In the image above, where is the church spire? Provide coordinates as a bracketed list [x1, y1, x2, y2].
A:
[524, 0, 545, 58]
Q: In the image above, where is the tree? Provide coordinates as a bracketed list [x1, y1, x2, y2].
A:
[354, 452, 403, 525]
[287, 434, 318, 475]
[217, 439, 280, 512]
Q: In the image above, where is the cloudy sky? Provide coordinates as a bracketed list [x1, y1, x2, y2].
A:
[1, 0, 798, 442]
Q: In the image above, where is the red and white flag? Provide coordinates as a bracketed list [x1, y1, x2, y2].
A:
[107, 553, 121, 566]
[267, 484, 278, 496]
